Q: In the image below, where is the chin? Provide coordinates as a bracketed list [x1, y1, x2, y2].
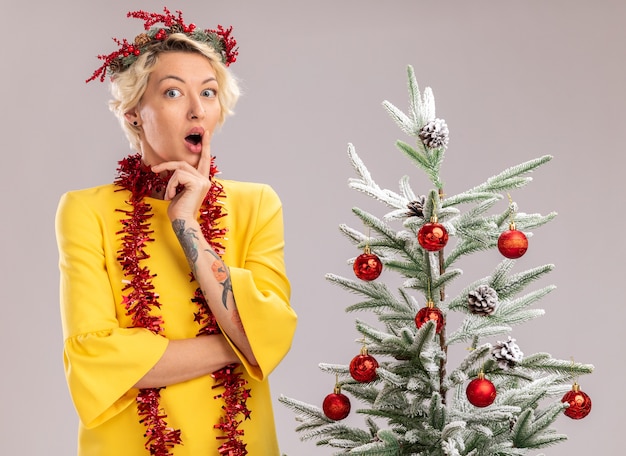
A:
[187, 156, 201, 168]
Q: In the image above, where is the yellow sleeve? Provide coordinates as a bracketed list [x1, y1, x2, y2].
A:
[55, 190, 168, 428]
[228, 184, 297, 381]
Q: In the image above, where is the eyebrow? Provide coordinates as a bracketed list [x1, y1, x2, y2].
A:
[159, 75, 217, 84]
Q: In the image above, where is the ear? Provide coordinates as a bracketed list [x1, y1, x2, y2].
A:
[124, 109, 141, 127]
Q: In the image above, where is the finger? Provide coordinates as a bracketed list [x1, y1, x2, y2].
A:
[151, 160, 188, 175]
[163, 171, 181, 201]
[196, 133, 213, 178]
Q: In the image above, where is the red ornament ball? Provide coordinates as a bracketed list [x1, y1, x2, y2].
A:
[466, 376, 497, 407]
[353, 252, 383, 281]
[349, 353, 379, 383]
[497, 229, 528, 259]
[562, 384, 592, 419]
[415, 305, 445, 333]
[322, 391, 351, 421]
[418, 222, 449, 252]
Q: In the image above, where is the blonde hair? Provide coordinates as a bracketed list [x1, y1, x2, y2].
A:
[108, 33, 241, 151]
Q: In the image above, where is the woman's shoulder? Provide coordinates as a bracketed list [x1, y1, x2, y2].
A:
[218, 179, 280, 202]
[217, 179, 283, 219]
[62, 183, 120, 197]
[57, 183, 128, 212]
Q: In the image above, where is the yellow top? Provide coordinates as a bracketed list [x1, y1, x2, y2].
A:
[55, 179, 297, 455]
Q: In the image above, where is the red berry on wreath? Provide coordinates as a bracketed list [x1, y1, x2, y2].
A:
[322, 384, 351, 421]
[349, 346, 379, 383]
[562, 382, 592, 419]
[497, 222, 528, 259]
[418, 216, 448, 252]
[415, 300, 444, 333]
[466, 372, 496, 407]
[353, 246, 383, 281]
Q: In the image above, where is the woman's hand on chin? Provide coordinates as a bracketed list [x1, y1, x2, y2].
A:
[151, 153, 212, 222]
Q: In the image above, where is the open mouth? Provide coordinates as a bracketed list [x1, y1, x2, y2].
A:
[185, 133, 202, 145]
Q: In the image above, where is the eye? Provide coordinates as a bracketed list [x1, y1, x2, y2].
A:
[165, 88, 182, 98]
[201, 88, 217, 98]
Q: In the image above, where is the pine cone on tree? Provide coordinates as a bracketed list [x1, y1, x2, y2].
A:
[492, 336, 524, 369]
[419, 118, 449, 149]
[407, 195, 426, 218]
[467, 285, 498, 315]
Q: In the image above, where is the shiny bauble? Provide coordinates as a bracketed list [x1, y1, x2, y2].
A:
[349, 353, 379, 383]
[466, 376, 497, 407]
[353, 252, 383, 281]
[418, 222, 449, 252]
[497, 229, 528, 259]
[415, 305, 445, 334]
[562, 383, 592, 419]
[322, 391, 351, 421]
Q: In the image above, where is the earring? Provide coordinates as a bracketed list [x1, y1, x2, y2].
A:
[133, 121, 138, 126]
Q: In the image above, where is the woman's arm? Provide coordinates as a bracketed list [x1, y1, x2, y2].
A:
[172, 217, 258, 366]
[152, 155, 259, 366]
[133, 334, 239, 389]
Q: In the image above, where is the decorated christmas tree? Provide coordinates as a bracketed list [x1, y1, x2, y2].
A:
[279, 66, 594, 455]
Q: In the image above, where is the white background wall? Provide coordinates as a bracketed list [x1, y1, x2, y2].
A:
[1, 0, 623, 454]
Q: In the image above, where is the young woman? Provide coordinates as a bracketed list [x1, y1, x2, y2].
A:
[56, 8, 297, 455]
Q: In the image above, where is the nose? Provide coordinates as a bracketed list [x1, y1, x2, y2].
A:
[188, 95, 205, 120]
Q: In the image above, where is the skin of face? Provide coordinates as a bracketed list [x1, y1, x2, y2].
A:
[125, 51, 222, 169]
